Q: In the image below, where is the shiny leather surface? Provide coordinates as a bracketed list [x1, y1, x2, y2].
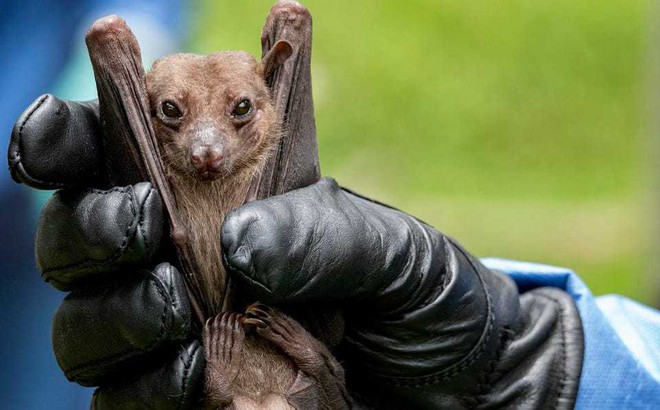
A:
[10, 96, 203, 409]
[53, 262, 191, 386]
[8, 95, 102, 189]
[12, 95, 585, 409]
[36, 182, 163, 290]
[223, 178, 584, 409]
[91, 340, 204, 410]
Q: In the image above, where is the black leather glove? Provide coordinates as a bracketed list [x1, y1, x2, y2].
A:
[9, 95, 204, 409]
[10, 95, 585, 409]
[222, 180, 585, 409]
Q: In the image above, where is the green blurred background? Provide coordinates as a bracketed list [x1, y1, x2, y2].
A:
[191, 0, 656, 305]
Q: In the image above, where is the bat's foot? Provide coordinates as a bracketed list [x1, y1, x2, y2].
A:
[245, 303, 326, 375]
[245, 303, 352, 409]
[203, 312, 244, 406]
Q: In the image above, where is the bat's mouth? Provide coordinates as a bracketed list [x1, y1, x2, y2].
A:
[194, 169, 223, 181]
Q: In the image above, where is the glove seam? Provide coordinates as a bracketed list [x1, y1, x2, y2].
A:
[10, 94, 69, 189]
[177, 341, 201, 410]
[222, 250, 274, 294]
[40, 187, 138, 283]
[138, 188, 154, 259]
[165, 263, 189, 338]
[470, 327, 514, 407]
[63, 272, 173, 381]
[531, 290, 569, 410]
[368, 241, 496, 388]
[168, 263, 179, 314]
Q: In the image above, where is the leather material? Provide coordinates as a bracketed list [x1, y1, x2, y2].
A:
[10, 93, 585, 407]
[52, 262, 191, 386]
[10, 96, 204, 407]
[222, 177, 448, 306]
[36, 182, 163, 291]
[477, 287, 584, 409]
[91, 340, 205, 410]
[354, 287, 584, 410]
[222, 178, 584, 409]
[8, 95, 102, 189]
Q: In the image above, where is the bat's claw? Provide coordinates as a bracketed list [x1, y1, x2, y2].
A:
[246, 302, 273, 320]
[243, 317, 267, 329]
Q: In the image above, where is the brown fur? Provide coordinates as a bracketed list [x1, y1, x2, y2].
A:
[202, 307, 350, 409]
[147, 50, 294, 403]
[147, 51, 281, 312]
[146, 47, 349, 409]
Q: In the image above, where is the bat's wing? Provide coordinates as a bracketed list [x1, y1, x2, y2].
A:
[86, 15, 204, 322]
[248, 0, 320, 201]
[286, 370, 352, 410]
[250, 1, 346, 351]
[286, 372, 323, 410]
[85, 1, 328, 328]
[85, 15, 186, 239]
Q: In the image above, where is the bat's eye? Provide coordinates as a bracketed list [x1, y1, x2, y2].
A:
[161, 101, 182, 118]
[232, 99, 251, 117]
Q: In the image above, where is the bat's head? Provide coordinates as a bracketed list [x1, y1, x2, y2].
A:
[146, 40, 292, 182]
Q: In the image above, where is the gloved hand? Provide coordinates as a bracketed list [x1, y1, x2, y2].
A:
[10, 95, 585, 409]
[9, 95, 204, 409]
[221, 181, 585, 409]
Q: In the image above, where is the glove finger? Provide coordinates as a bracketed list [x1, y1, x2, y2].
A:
[91, 340, 204, 410]
[36, 182, 163, 291]
[53, 262, 191, 387]
[8, 94, 103, 189]
[221, 178, 407, 304]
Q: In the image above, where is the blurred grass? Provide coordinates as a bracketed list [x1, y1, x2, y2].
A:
[191, 0, 655, 304]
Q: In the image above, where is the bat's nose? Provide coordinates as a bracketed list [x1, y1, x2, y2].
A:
[191, 145, 223, 173]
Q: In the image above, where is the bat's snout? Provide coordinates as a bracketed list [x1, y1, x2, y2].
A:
[191, 142, 224, 180]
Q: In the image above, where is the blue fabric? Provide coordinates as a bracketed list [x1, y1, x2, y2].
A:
[482, 258, 660, 409]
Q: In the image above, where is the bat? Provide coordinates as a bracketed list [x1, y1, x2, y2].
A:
[85, 1, 350, 408]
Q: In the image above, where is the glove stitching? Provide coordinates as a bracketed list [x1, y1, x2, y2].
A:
[168, 263, 178, 308]
[63, 273, 173, 381]
[41, 187, 139, 282]
[12, 94, 69, 189]
[176, 342, 201, 410]
[533, 291, 568, 410]
[372, 240, 495, 388]
[222, 250, 274, 294]
[138, 188, 154, 259]
[87, 186, 126, 194]
[166, 263, 188, 338]
[470, 327, 514, 408]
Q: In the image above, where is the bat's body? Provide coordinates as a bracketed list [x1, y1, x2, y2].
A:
[146, 50, 284, 312]
[203, 305, 351, 409]
[85, 2, 347, 407]
[146, 49, 351, 409]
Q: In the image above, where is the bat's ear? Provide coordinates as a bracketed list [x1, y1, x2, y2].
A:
[261, 40, 293, 78]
